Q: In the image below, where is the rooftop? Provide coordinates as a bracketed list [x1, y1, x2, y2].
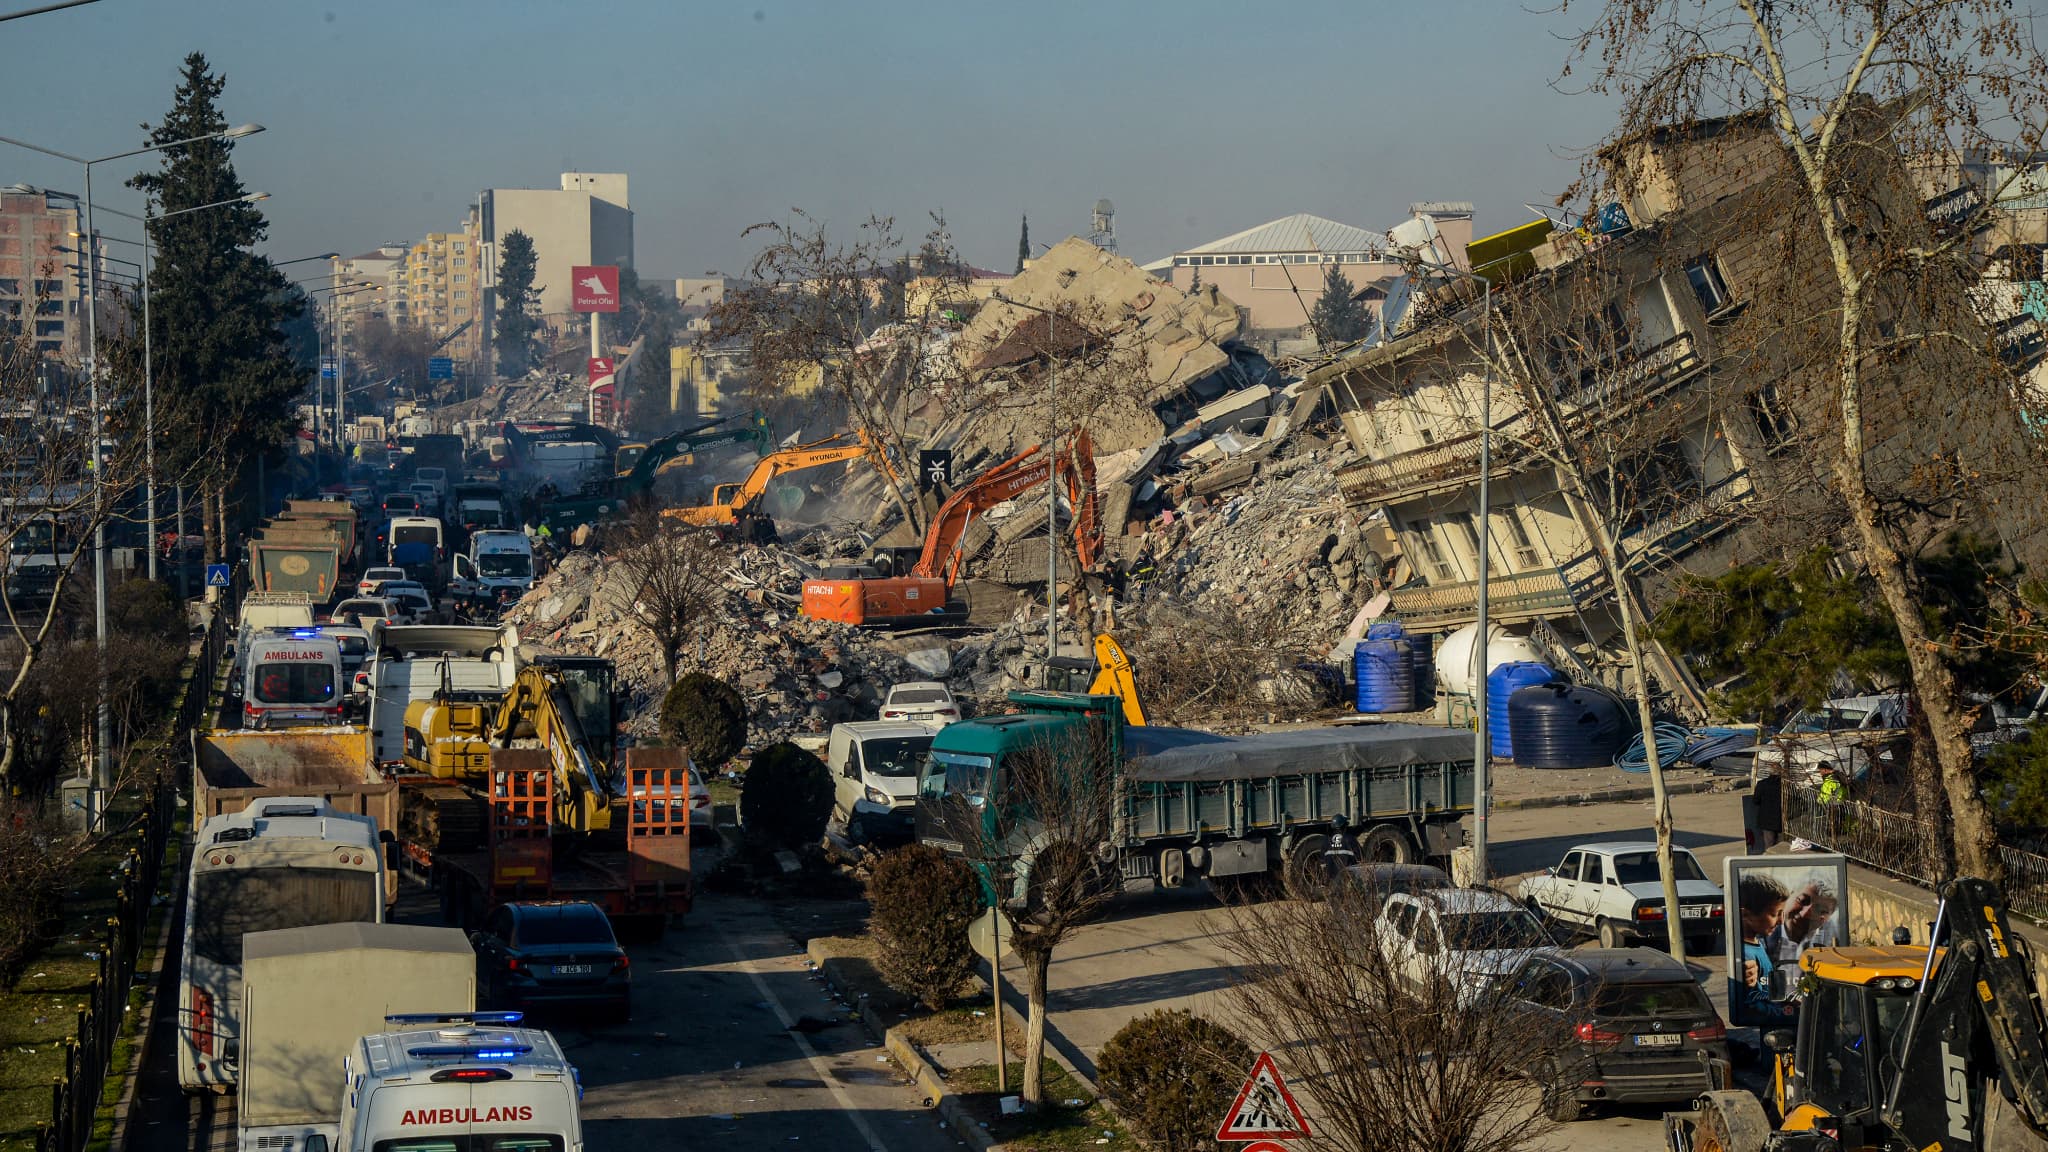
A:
[1177, 212, 1388, 257]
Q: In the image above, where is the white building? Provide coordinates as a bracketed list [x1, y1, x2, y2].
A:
[480, 172, 635, 318]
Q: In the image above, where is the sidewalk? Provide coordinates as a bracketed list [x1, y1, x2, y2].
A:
[1489, 759, 1734, 811]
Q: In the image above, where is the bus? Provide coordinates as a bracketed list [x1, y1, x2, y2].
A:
[179, 796, 386, 1092]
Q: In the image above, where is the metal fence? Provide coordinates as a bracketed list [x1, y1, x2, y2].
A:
[1783, 781, 2048, 924]
[35, 571, 238, 1152]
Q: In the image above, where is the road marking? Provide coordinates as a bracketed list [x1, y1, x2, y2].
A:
[715, 919, 891, 1152]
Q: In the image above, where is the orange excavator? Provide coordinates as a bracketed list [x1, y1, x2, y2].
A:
[662, 430, 896, 542]
[802, 431, 1101, 626]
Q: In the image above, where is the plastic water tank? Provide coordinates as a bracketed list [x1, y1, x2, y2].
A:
[1486, 662, 1557, 758]
[1411, 633, 1436, 710]
[1507, 682, 1633, 768]
[1354, 635, 1415, 713]
[1435, 623, 1546, 697]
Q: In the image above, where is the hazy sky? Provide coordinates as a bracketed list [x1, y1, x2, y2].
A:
[0, 0, 1618, 278]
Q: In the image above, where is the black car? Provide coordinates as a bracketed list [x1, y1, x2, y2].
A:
[1500, 948, 1728, 1121]
[471, 901, 631, 1023]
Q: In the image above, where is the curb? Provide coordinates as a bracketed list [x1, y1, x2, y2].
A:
[109, 844, 181, 1151]
[1492, 776, 1725, 812]
[805, 939, 1002, 1152]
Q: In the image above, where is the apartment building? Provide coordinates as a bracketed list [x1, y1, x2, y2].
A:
[394, 212, 484, 365]
[0, 187, 88, 362]
[329, 244, 407, 341]
[480, 172, 634, 318]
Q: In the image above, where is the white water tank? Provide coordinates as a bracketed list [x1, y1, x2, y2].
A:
[1434, 623, 1545, 697]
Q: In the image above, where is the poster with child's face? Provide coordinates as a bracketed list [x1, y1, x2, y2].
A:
[1720, 854, 1851, 1028]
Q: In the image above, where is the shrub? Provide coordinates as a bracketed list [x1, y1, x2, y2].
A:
[659, 672, 748, 768]
[1097, 1009, 1255, 1152]
[867, 843, 981, 1010]
[740, 741, 833, 851]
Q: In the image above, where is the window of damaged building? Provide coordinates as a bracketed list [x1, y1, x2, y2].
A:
[1684, 255, 1739, 321]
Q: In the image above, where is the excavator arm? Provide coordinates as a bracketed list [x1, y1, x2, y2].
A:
[1087, 634, 1147, 726]
[724, 431, 885, 512]
[916, 429, 1103, 587]
[490, 664, 616, 834]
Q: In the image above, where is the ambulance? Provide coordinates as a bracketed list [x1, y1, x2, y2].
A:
[338, 1013, 582, 1152]
[240, 631, 344, 729]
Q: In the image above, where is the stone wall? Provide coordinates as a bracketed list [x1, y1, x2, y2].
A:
[1842, 862, 2048, 1003]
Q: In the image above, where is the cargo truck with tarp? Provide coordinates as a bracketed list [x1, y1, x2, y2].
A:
[917, 691, 1473, 901]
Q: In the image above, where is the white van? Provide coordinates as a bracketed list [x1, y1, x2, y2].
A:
[338, 1014, 582, 1152]
[240, 633, 345, 728]
[827, 721, 935, 844]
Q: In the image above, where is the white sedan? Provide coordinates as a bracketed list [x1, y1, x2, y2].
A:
[1377, 888, 1560, 1007]
[881, 681, 961, 730]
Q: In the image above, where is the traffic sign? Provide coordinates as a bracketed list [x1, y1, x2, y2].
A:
[1237, 1143, 1295, 1152]
[319, 357, 337, 380]
[1215, 1051, 1311, 1142]
[205, 564, 231, 589]
[428, 357, 454, 380]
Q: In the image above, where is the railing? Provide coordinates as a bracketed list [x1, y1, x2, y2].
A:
[35, 568, 237, 1152]
[1552, 331, 1705, 409]
[1335, 427, 1522, 505]
[1926, 184, 1989, 236]
[1996, 312, 2046, 370]
[1387, 566, 1578, 627]
[1782, 782, 2048, 925]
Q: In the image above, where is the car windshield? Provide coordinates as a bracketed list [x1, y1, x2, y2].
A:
[1442, 909, 1551, 951]
[1611, 851, 1707, 884]
[919, 751, 992, 801]
[478, 552, 531, 577]
[892, 688, 949, 705]
[515, 908, 614, 947]
[862, 736, 933, 778]
[252, 661, 336, 705]
[1591, 979, 1714, 1018]
[1784, 706, 1870, 733]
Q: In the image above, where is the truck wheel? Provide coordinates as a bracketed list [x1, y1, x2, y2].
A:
[1598, 918, 1628, 949]
[1284, 835, 1336, 900]
[1356, 824, 1416, 865]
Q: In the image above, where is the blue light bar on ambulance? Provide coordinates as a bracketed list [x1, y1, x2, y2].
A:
[407, 1043, 535, 1061]
[384, 1011, 525, 1026]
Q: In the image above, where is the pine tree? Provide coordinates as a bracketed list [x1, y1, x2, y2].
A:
[1015, 214, 1030, 274]
[128, 53, 303, 557]
[1308, 261, 1370, 347]
[493, 230, 540, 376]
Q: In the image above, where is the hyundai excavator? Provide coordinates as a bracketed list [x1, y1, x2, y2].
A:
[535, 416, 771, 532]
[801, 431, 1101, 627]
[400, 656, 621, 849]
[662, 429, 898, 541]
[1666, 876, 2048, 1152]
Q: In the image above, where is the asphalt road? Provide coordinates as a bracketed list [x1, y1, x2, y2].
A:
[129, 854, 959, 1152]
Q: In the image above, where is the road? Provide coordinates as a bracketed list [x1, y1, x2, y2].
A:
[129, 854, 958, 1152]
[986, 787, 1750, 1152]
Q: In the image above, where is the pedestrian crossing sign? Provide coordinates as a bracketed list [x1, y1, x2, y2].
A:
[1215, 1051, 1311, 1141]
[205, 564, 230, 589]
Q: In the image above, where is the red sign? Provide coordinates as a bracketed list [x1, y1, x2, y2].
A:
[1216, 1052, 1311, 1142]
[571, 265, 620, 313]
[587, 357, 615, 387]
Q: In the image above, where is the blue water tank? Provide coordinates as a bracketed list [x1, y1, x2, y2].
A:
[1507, 682, 1633, 768]
[1486, 661, 1557, 758]
[1366, 621, 1408, 640]
[1411, 633, 1436, 710]
[1354, 636, 1415, 713]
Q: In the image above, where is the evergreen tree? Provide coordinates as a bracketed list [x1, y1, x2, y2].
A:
[1308, 261, 1369, 347]
[493, 229, 540, 377]
[1015, 214, 1029, 274]
[128, 53, 303, 551]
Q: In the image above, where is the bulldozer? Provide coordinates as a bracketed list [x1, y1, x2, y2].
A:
[1666, 876, 2048, 1152]
[401, 656, 622, 849]
[662, 429, 896, 541]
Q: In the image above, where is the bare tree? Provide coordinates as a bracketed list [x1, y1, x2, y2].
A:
[1222, 879, 1562, 1152]
[613, 507, 730, 687]
[1566, 0, 2048, 881]
[705, 211, 968, 537]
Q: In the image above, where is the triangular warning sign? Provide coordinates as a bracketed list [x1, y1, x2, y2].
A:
[1215, 1051, 1312, 1141]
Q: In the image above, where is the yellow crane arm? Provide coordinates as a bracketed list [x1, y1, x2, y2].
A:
[1087, 633, 1147, 726]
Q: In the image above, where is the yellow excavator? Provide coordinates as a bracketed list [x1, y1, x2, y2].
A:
[401, 656, 621, 844]
[1044, 633, 1147, 726]
[662, 430, 896, 541]
[1665, 876, 2048, 1152]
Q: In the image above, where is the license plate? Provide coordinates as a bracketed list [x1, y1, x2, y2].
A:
[1634, 1032, 1682, 1047]
[551, 964, 593, 976]
[1681, 905, 1711, 919]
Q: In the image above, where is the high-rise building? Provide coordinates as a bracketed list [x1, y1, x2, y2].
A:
[480, 172, 634, 322]
[394, 210, 484, 366]
[0, 187, 90, 362]
[330, 244, 407, 340]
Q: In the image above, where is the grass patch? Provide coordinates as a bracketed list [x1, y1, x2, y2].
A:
[899, 1002, 1016, 1052]
[949, 1061, 1130, 1150]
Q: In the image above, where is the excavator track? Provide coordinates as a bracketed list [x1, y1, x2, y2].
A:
[400, 780, 488, 855]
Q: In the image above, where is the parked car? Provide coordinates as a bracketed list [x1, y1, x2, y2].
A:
[1339, 862, 1453, 902]
[881, 681, 961, 730]
[1499, 948, 1728, 1121]
[470, 900, 631, 1023]
[328, 597, 395, 631]
[1376, 888, 1560, 1007]
[1516, 842, 1725, 952]
[357, 566, 407, 597]
[688, 765, 712, 829]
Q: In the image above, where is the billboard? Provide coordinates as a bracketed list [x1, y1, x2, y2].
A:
[572, 265, 621, 313]
[1721, 853, 1850, 1029]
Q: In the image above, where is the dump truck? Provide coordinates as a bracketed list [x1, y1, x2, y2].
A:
[248, 538, 343, 602]
[237, 923, 474, 1152]
[281, 499, 359, 561]
[917, 691, 1473, 903]
[192, 726, 398, 906]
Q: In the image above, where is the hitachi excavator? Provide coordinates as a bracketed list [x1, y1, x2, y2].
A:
[1666, 876, 2048, 1152]
[801, 431, 1101, 627]
[401, 656, 621, 845]
[662, 429, 897, 542]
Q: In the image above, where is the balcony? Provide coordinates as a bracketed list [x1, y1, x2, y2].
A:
[1387, 566, 1578, 628]
[1336, 426, 1524, 506]
[1550, 330, 1705, 409]
[1926, 184, 1989, 237]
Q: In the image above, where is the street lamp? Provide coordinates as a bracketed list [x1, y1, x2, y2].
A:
[989, 291, 1066, 681]
[310, 281, 376, 462]
[0, 122, 266, 827]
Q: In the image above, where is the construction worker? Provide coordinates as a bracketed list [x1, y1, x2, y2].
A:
[1815, 762, 1846, 805]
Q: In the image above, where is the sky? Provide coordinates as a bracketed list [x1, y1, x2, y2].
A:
[0, 0, 1619, 279]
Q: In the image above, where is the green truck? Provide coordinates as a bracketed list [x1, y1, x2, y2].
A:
[915, 691, 1474, 903]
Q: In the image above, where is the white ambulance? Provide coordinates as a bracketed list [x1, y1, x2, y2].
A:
[338, 1013, 582, 1152]
[240, 631, 345, 729]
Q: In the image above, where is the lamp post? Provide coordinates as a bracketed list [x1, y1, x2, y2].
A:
[989, 290, 1066, 679]
[309, 281, 375, 468]
[0, 122, 265, 828]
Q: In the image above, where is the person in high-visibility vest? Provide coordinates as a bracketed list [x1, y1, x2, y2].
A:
[1815, 763, 1846, 805]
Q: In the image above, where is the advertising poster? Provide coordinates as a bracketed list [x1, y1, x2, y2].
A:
[1721, 853, 1850, 1028]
